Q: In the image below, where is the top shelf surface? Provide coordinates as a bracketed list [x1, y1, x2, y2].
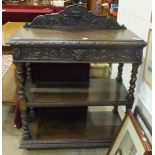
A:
[10, 28, 144, 43]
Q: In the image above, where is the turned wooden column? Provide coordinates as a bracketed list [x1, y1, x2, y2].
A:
[25, 63, 35, 117]
[113, 63, 124, 114]
[126, 63, 140, 111]
[25, 63, 32, 82]
[116, 63, 124, 82]
[16, 62, 31, 140]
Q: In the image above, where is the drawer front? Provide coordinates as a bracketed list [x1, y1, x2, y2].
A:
[12, 47, 142, 63]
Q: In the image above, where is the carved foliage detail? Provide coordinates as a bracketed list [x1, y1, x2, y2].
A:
[24, 5, 125, 29]
[15, 47, 143, 62]
[12, 47, 21, 60]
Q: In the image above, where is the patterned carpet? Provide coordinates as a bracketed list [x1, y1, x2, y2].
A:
[2, 55, 13, 76]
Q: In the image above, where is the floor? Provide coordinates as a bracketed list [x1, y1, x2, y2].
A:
[3, 106, 110, 155]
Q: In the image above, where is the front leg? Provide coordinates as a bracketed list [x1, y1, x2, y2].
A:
[16, 62, 31, 140]
[25, 63, 35, 117]
[126, 63, 140, 111]
[113, 63, 124, 115]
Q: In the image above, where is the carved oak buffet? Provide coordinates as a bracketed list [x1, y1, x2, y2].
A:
[9, 5, 146, 149]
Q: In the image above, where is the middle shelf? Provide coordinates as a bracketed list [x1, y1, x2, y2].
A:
[25, 79, 128, 107]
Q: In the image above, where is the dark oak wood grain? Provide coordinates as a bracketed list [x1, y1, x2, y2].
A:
[9, 27, 144, 42]
[20, 110, 121, 149]
[8, 5, 147, 149]
[25, 79, 128, 107]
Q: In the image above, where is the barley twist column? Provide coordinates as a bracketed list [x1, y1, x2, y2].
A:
[113, 63, 124, 115]
[126, 63, 140, 111]
[16, 62, 31, 140]
[25, 63, 35, 117]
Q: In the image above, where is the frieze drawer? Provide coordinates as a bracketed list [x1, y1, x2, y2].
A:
[12, 47, 142, 63]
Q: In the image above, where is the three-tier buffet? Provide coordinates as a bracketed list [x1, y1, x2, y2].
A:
[9, 5, 146, 149]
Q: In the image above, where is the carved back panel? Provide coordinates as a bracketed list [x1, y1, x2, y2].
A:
[24, 4, 125, 29]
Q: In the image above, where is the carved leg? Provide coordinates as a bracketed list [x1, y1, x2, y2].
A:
[113, 63, 124, 115]
[25, 63, 35, 117]
[116, 63, 124, 82]
[113, 105, 119, 115]
[25, 63, 32, 82]
[21, 108, 31, 140]
[126, 63, 140, 111]
[29, 107, 35, 117]
[16, 63, 31, 140]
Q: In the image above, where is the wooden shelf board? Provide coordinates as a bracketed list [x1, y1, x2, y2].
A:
[20, 110, 121, 149]
[25, 79, 128, 107]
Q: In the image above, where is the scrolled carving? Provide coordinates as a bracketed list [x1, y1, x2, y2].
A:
[24, 5, 125, 29]
[12, 47, 21, 60]
[73, 49, 84, 60]
[18, 47, 143, 63]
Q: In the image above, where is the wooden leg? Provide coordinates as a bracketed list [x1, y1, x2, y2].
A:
[126, 63, 140, 111]
[25, 63, 35, 117]
[21, 108, 31, 140]
[113, 63, 124, 114]
[29, 107, 35, 117]
[113, 105, 119, 115]
[116, 63, 124, 82]
[25, 63, 32, 82]
[16, 63, 31, 140]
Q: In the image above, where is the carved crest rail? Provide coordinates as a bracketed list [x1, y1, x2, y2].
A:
[24, 4, 125, 29]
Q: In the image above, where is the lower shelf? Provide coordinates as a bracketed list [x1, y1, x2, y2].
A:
[20, 109, 121, 149]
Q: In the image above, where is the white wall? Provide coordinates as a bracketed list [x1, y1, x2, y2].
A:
[113, 0, 152, 123]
